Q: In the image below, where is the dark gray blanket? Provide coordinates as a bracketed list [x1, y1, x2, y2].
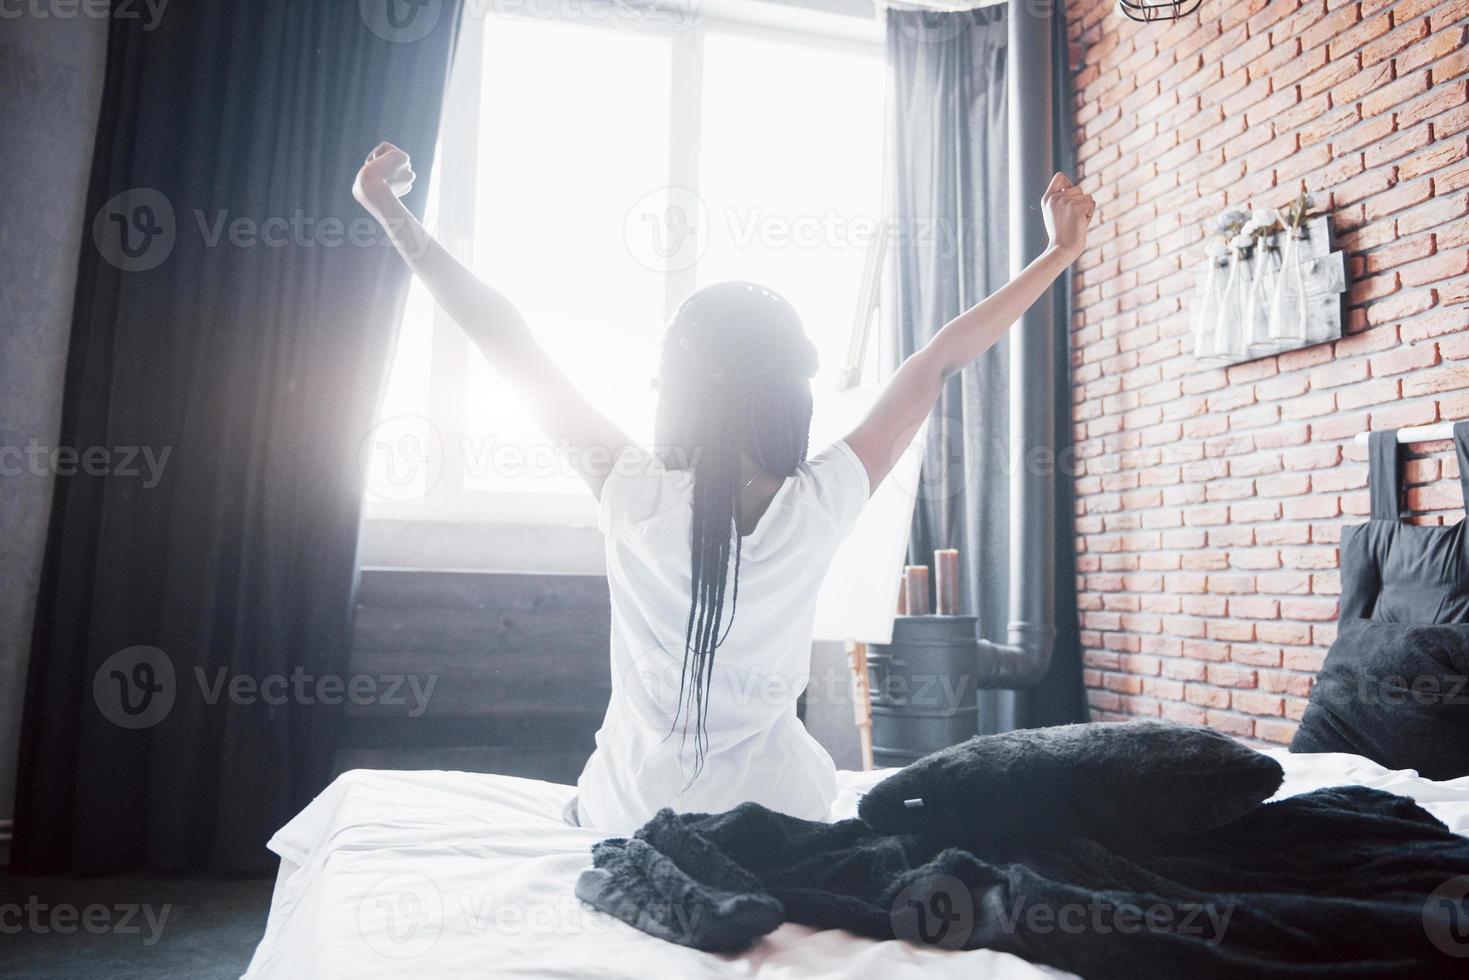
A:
[577, 785, 1469, 978]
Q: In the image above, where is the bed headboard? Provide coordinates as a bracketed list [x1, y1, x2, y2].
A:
[1291, 422, 1469, 779]
[1338, 423, 1469, 625]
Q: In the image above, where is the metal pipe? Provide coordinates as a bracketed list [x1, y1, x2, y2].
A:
[1352, 423, 1462, 446]
[975, 0, 1057, 689]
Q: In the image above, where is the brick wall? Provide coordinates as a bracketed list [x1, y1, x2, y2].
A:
[1064, 0, 1469, 744]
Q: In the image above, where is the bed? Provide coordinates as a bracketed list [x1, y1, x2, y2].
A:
[242, 750, 1469, 979]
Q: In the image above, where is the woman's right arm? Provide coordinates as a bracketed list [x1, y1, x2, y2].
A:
[353, 142, 630, 498]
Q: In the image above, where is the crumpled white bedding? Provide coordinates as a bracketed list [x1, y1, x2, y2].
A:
[242, 749, 1469, 979]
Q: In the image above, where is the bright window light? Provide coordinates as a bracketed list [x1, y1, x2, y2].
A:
[367, 11, 885, 522]
[698, 31, 885, 389]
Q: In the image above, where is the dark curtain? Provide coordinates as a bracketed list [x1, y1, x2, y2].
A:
[13, 0, 462, 874]
[886, 4, 1086, 733]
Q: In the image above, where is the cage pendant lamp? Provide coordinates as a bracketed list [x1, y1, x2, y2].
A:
[1117, 0, 1202, 22]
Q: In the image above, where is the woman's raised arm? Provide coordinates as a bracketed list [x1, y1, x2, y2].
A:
[842, 172, 1095, 492]
[353, 141, 631, 498]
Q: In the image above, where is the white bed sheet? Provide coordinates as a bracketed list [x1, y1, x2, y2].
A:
[243, 750, 1469, 979]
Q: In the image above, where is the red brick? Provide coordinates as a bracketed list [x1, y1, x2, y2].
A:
[1206, 712, 1256, 737]
[1361, 70, 1432, 119]
[1401, 250, 1469, 287]
[1362, 123, 1433, 169]
[1431, 1, 1469, 34]
[1234, 691, 1285, 716]
[1370, 342, 1440, 375]
[1300, 4, 1363, 54]
[1360, 17, 1429, 68]
[1399, 79, 1469, 128]
[1255, 720, 1300, 744]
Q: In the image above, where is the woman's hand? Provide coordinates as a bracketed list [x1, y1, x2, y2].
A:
[353, 141, 416, 215]
[845, 173, 1093, 491]
[1042, 172, 1094, 260]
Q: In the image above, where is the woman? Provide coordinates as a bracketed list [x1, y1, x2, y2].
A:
[353, 143, 1094, 833]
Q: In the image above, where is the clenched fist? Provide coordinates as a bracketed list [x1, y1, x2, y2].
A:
[1042, 172, 1094, 259]
[353, 141, 416, 213]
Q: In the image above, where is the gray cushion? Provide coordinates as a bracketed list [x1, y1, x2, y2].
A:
[858, 720, 1284, 850]
[1290, 619, 1469, 781]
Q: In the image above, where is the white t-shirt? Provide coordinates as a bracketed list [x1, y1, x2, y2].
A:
[575, 439, 871, 833]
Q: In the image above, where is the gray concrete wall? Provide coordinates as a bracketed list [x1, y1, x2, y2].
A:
[0, 12, 109, 829]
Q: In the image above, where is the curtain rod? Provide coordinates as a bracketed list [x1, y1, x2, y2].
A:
[1352, 423, 1462, 446]
[876, 0, 1008, 11]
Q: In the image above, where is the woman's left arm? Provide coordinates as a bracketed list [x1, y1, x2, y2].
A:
[843, 173, 1094, 491]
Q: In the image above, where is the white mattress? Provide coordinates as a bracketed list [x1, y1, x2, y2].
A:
[242, 750, 1469, 979]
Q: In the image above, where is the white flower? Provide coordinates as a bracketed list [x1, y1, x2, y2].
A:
[1215, 208, 1248, 233]
[1205, 239, 1229, 259]
[1252, 208, 1279, 227]
[1230, 233, 1253, 250]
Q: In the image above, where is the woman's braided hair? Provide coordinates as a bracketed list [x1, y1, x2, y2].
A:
[653, 282, 819, 779]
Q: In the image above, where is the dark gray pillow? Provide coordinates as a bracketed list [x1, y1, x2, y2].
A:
[1290, 619, 1469, 781]
[857, 720, 1284, 850]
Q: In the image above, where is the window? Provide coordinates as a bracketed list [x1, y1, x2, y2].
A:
[365, 2, 885, 524]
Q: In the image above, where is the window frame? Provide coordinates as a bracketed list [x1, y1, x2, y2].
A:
[364, 0, 886, 529]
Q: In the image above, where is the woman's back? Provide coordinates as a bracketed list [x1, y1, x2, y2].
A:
[354, 144, 1093, 833]
[575, 440, 870, 833]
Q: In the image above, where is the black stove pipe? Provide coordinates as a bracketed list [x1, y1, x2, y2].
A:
[974, 0, 1058, 689]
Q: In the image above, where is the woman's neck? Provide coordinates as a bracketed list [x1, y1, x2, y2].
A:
[736, 455, 782, 535]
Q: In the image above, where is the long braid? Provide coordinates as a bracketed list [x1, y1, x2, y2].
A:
[677, 389, 743, 776]
[654, 282, 817, 784]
